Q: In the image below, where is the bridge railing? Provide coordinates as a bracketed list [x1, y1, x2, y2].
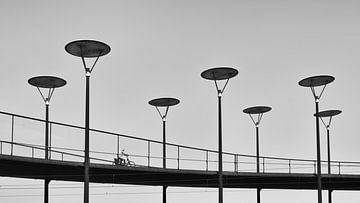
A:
[0, 110, 360, 175]
[0, 140, 112, 164]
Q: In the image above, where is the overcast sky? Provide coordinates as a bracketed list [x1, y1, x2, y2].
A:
[1, 0, 360, 202]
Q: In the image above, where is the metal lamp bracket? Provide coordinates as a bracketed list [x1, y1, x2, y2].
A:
[213, 77, 231, 97]
[320, 116, 333, 129]
[36, 87, 55, 104]
[248, 113, 264, 127]
[81, 50, 103, 75]
[310, 85, 327, 102]
[155, 106, 170, 121]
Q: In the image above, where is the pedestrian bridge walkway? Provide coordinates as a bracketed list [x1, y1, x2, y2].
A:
[0, 111, 360, 190]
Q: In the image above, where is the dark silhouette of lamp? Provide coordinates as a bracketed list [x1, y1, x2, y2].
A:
[314, 109, 342, 203]
[28, 75, 66, 203]
[243, 106, 271, 203]
[201, 67, 238, 203]
[149, 97, 180, 203]
[299, 75, 335, 203]
[65, 40, 110, 203]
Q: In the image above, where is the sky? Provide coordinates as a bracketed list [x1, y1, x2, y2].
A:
[0, 0, 360, 202]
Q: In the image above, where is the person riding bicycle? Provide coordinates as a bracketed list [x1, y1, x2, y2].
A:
[114, 149, 135, 166]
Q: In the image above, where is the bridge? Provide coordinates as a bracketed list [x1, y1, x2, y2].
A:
[1, 110, 360, 192]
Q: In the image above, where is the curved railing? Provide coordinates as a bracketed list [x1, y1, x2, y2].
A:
[0, 110, 360, 175]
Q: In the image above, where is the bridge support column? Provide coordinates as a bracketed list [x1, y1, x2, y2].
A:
[163, 186, 167, 203]
[44, 179, 50, 203]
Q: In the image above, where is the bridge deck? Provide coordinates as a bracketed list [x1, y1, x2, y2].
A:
[1, 154, 360, 190]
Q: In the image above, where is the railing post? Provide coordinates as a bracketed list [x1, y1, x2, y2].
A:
[117, 136, 119, 158]
[11, 115, 14, 156]
[49, 122, 52, 159]
[314, 160, 316, 174]
[177, 146, 180, 170]
[338, 162, 340, 175]
[262, 157, 265, 173]
[32, 147, 34, 158]
[0, 141, 2, 154]
[234, 154, 237, 172]
[289, 160, 291, 173]
[206, 150, 209, 171]
[147, 140, 150, 167]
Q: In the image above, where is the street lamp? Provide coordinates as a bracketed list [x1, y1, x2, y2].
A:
[243, 106, 271, 203]
[28, 75, 66, 203]
[299, 75, 335, 203]
[314, 109, 342, 203]
[201, 67, 238, 203]
[65, 40, 111, 203]
[149, 97, 180, 203]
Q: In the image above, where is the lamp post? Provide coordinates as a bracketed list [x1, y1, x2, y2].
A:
[65, 40, 110, 203]
[149, 97, 180, 203]
[201, 67, 238, 203]
[299, 75, 335, 203]
[28, 76, 66, 203]
[314, 109, 342, 203]
[243, 106, 271, 203]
